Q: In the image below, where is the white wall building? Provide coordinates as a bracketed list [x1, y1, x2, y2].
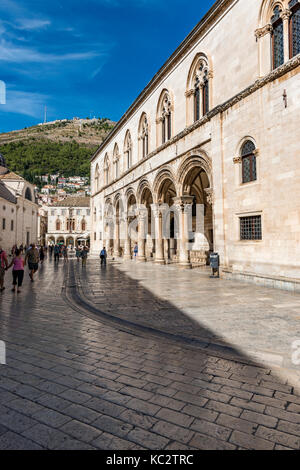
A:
[45, 196, 91, 246]
[0, 154, 39, 251]
[90, 0, 300, 292]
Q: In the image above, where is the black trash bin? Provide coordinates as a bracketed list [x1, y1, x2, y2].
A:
[210, 252, 220, 278]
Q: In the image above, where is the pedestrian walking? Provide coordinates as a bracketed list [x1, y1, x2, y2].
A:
[7, 249, 24, 293]
[0, 245, 8, 292]
[25, 243, 40, 282]
[62, 245, 68, 263]
[134, 243, 138, 260]
[54, 244, 60, 263]
[100, 247, 107, 266]
[81, 246, 88, 266]
[75, 246, 81, 262]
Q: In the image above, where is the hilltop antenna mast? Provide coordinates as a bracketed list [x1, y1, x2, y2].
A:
[44, 106, 47, 124]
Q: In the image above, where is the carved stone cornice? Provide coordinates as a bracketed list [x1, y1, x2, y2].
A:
[255, 24, 273, 39]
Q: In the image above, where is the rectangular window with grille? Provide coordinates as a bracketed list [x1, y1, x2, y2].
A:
[240, 216, 262, 240]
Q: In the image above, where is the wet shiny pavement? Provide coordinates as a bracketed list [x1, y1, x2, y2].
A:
[0, 259, 299, 450]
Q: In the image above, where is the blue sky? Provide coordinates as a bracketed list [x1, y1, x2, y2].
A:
[0, 0, 215, 133]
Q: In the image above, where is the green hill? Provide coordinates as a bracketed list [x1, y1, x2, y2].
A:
[0, 118, 115, 184]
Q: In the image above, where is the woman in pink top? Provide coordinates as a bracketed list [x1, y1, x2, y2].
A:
[8, 249, 24, 293]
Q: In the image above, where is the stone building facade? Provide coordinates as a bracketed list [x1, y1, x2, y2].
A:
[90, 0, 300, 290]
[45, 197, 91, 247]
[0, 154, 39, 251]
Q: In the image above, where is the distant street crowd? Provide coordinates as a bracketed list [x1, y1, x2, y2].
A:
[0, 243, 90, 294]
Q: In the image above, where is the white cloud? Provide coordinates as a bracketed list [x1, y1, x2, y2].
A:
[15, 18, 51, 31]
[0, 40, 103, 63]
[1, 89, 49, 118]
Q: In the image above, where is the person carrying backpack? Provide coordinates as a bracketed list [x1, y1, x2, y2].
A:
[100, 247, 107, 266]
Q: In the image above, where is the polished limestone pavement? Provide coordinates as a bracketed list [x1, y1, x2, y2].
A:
[0, 258, 299, 450]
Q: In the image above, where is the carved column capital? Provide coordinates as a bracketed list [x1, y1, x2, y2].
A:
[233, 156, 242, 164]
[204, 188, 214, 205]
[173, 196, 194, 212]
[281, 9, 291, 21]
[185, 89, 194, 98]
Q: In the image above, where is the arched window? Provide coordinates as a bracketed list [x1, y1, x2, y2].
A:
[56, 219, 61, 231]
[289, 0, 300, 58]
[194, 64, 210, 121]
[81, 219, 86, 231]
[241, 141, 257, 184]
[113, 144, 120, 179]
[25, 187, 32, 201]
[157, 91, 172, 145]
[95, 164, 100, 192]
[124, 131, 132, 170]
[139, 114, 149, 159]
[272, 5, 284, 69]
[104, 154, 110, 185]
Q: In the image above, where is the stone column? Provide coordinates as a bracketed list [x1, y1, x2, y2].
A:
[113, 217, 120, 257]
[151, 204, 165, 265]
[123, 213, 131, 260]
[173, 196, 194, 269]
[255, 24, 273, 76]
[282, 9, 291, 63]
[137, 209, 147, 262]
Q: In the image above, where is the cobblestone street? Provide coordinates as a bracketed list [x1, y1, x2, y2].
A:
[0, 259, 300, 450]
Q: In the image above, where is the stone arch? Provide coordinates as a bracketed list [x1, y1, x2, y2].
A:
[138, 112, 149, 159]
[236, 136, 258, 156]
[177, 151, 213, 195]
[95, 163, 100, 193]
[259, 0, 286, 27]
[186, 53, 213, 126]
[153, 167, 178, 203]
[125, 187, 137, 209]
[156, 89, 174, 146]
[104, 153, 110, 186]
[124, 130, 133, 170]
[113, 143, 120, 179]
[186, 52, 213, 91]
[136, 178, 153, 205]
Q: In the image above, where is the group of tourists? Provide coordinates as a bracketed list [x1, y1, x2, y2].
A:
[0, 242, 92, 294]
[0, 243, 40, 293]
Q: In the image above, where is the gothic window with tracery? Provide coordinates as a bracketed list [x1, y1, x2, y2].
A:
[104, 154, 110, 185]
[241, 141, 257, 184]
[160, 93, 172, 144]
[289, 0, 300, 57]
[113, 145, 120, 179]
[124, 132, 132, 170]
[56, 219, 61, 231]
[140, 115, 149, 158]
[272, 5, 284, 69]
[193, 59, 210, 122]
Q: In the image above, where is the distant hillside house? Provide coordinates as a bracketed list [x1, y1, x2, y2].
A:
[46, 196, 91, 247]
[0, 153, 39, 251]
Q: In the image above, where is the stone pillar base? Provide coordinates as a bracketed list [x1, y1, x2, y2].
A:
[154, 259, 165, 265]
[178, 262, 192, 269]
[123, 254, 132, 260]
[138, 256, 147, 262]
